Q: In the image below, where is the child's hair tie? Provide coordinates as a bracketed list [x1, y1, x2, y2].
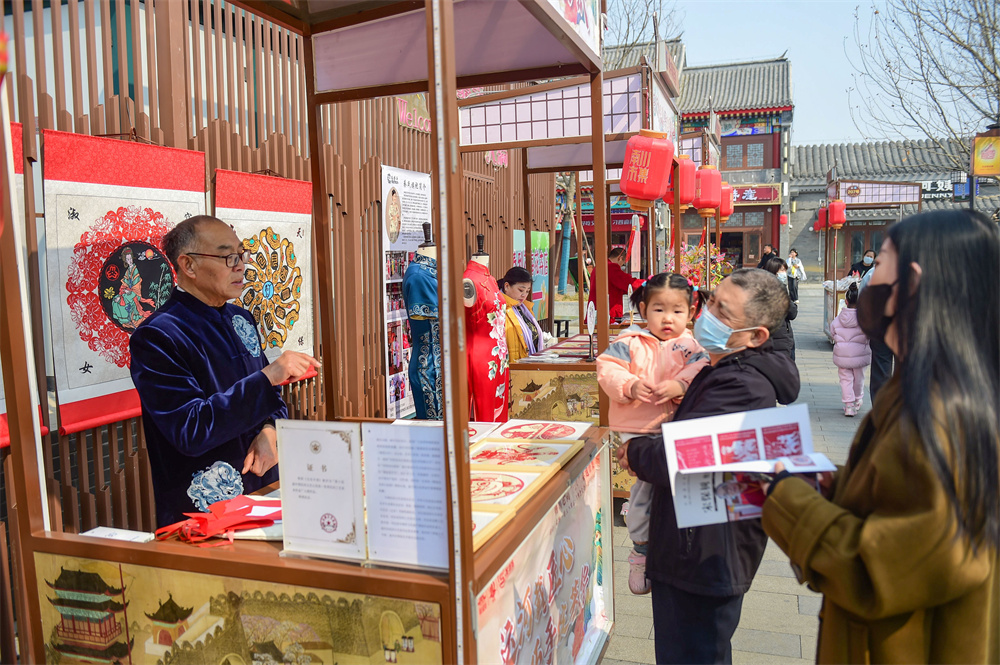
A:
[693, 285, 699, 292]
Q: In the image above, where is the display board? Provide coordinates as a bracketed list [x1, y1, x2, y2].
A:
[34, 552, 444, 664]
[530, 230, 550, 321]
[214, 169, 314, 361]
[381, 165, 432, 418]
[0, 121, 23, 447]
[475, 449, 611, 665]
[42, 130, 205, 432]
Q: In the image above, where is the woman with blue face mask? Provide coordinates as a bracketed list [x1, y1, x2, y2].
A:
[762, 257, 797, 360]
[850, 248, 877, 278]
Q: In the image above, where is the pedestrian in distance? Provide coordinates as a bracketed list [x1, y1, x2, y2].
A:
[849, 248, 877, 278]
[759, 209, 999, 664]
[617, 268, 800, 664]
[829, 282, 870, 416]
[786, 248, 806, 303]
[762, 257, 797, 361]
[756, 243, 776, 269]
[596, 273, 709, 596]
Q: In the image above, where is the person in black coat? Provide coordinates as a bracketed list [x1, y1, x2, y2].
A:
[618, 268, 800, 664]
[756, 243, 776, 269]
[849, 248, 876, 278]
[762, 257, 797, 360]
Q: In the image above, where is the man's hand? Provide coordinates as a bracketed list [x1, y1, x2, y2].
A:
[242, 425, 278, 476]
[261, 351, 321, 386]
[615, 441, 635, 476]
[630, 380, 656, 403]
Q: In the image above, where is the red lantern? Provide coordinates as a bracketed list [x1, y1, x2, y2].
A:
[719, 181, 734, 221]
[666, 154, 697, 209]
[619, 129, 674, 210]
[692, 165, 722, 219]
[779, 213, 788, 225]
[815, 206, 827, 231]
[828, 199, 846, 229]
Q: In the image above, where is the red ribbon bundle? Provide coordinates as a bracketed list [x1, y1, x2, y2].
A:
[154, 495, 281, 547]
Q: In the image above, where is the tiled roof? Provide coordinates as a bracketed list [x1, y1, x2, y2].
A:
[845, 195, 1000, 219]
[602, 38, 684, 71]
[792, 139, 968, 184]
[678, 57, 792, 115]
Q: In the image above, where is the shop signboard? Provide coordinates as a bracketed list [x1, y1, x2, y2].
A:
[397, 93, 432, 134]
[834, 180, 921, 207]
[650, 79, 678, 145]
[514, 231, 527, 268]
[476, 449, 613, 665]
[971, 135, 1000, 176]
[381, 165, 432, 419]
[918, 179, 954, 200]
[733, 184, 781, 205]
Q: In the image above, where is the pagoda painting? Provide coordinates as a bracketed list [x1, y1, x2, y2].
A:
[45, 567, 134, 664]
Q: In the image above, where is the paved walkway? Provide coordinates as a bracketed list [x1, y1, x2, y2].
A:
[600, 283, 864, 665]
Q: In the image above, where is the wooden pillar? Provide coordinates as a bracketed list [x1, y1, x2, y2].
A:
[647, 204, 655, 276]
[425, 1, 474, 662]
[590, 73, 609, 427]
[302, 31, 339, 415]
[154, 0, 189, 148]
[522, 148, 532, 278]
[575, 171, 585, 333]
[1, 92, 46, 665]
[339, 102, 364, 415]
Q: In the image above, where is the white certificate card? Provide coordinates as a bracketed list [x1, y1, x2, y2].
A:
[362, 422, 449, 570]
[277, 420, 365, 561]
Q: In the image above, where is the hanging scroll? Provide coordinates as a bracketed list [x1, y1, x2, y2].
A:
[42, 130, 205, 433]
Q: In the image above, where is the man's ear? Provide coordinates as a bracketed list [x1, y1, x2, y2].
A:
[746, 326, 770, 349]
[176, 255, 196, 280]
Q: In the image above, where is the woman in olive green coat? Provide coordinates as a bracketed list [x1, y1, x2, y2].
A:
[761, 209, 999, 664]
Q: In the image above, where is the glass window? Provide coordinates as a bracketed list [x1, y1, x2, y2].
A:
[747, 143, 764, 167]
[870, 230, 885, 256]
[726, 144, 743, 169]
[683, 212, 703, 229]
[746, 233, 760, 264]
[851, 231, 865, 266]
[724, 212, 744, 227]
[744, 211, 765, 226]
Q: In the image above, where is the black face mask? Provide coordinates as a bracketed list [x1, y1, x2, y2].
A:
[857, 281, 897, 342]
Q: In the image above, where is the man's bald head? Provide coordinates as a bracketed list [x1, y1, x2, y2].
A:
[162, 215, 230, 270]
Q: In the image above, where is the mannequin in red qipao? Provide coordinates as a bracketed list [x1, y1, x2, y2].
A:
[463, 236, 510, 422]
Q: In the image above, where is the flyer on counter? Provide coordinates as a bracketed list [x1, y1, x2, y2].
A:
[362, 422, 449, 570]
[277, 420, 366, 561]
[661, 404, 831, 528]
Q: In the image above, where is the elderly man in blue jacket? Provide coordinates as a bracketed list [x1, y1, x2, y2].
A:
[130, 215, 318, 527]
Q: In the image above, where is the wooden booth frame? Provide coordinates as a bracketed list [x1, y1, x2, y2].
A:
[0, 2, 614, 664]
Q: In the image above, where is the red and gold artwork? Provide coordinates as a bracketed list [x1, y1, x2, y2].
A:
[470, 472, 526, 502]
[499, 423, 576, 440]
[472, 443, 562, 466]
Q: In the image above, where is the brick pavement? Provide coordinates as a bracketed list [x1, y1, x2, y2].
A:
[600, 283, 863, 665]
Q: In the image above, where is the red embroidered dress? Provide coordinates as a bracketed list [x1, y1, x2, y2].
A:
[464, 261, 510, 422]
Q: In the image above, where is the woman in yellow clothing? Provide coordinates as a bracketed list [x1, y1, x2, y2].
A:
[498, 267, 545, 362]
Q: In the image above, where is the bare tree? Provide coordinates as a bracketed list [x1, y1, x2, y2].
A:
[603, 0, 679, 69]
[847, 0, 1000, 171]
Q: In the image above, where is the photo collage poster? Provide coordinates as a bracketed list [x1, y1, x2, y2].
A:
[381, 165, 432, 418]
[42, 130, 205, 431]
[214, 169, 314, 362]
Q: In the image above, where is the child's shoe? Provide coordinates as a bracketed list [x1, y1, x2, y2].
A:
[845, 404, 857, 417]
[854, 397, 863, 410]
[628, 549, 651, 595]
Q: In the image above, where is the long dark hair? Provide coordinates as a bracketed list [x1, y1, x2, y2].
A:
[497, 267, 531, 292]
[889, 209, 999, 550]
[763, 257, 787, 275]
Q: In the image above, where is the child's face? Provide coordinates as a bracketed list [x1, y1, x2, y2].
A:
[640, 287, 694, 342]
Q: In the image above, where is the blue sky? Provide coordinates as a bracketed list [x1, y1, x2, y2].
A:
[672, 0, 917, 146]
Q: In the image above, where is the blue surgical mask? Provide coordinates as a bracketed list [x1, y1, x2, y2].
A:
[777, 271, 788, 284]
[863, 255, 874, 266]
[694, 308, 758, 354]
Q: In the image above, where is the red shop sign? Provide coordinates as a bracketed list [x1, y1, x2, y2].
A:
[733, 184, 780, 205]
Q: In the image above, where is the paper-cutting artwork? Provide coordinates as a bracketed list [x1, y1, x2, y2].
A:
[496, 419, 591, 441]
[215, 169, 313, 361]
[470, 470, 546, 507]
[471, 441, 576, 468]
[43, 130, 205, 414]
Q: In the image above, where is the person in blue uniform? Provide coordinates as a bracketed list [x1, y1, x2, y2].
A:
[130, 215, 319, 527]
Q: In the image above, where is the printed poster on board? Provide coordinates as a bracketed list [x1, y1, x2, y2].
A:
[476, 450, 611, 665]
[42, 130, 205, 433]
[214, 169, 314, 361]
[530, 231, 550, 321]
[381, 165, 432, 418]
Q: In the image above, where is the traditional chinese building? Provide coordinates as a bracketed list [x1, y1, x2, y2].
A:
[45, 567, 133, 664]
[788, 139, 1000, 277]
[679, 57, 794, 267]
[145, 594, 194, 649]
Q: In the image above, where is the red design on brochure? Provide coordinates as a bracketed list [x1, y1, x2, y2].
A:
[762, 423, 803, 458]
[675, 435, 715, 470]
[718, 430, 760, 464]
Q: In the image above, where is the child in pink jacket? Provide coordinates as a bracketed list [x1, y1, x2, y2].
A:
[829, 282, 871, 417]
[597, 273, 709, 595]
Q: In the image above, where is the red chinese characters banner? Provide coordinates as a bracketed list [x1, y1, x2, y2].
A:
[476, 450, 612, 665]
[42, 130, 205, 434]
[214, 169, 314, 361]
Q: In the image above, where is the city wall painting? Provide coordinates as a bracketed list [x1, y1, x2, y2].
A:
[34, 552, 442, 665]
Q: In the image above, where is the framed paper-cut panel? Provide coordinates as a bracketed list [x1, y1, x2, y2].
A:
[470, 468, 554, 510]
[472, 508, 514, 551]
[493, 419, 592, 441]
[214, 169, 314, 361]
[470, 440, 583, 469]
[42, 130, 205, 432]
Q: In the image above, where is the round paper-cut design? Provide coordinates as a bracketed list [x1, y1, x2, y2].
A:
[470, 472, 525, 502]
[239, 227, 302, 351]
[500, 423, 575, 440]
[98, 241, 174, 333]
